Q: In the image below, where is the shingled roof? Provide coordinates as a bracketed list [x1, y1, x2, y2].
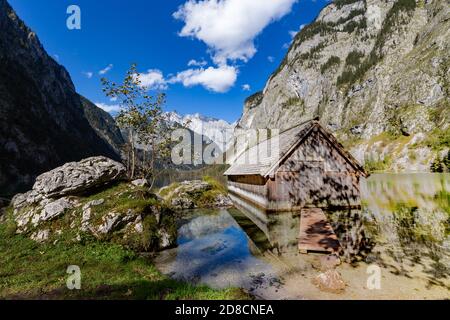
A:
[224, 120, 367, 178]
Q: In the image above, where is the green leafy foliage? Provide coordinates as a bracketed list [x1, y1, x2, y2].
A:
[342, 18, 367, 33]
[321, 56, 341, 74]
[101, 64, 175, 186]
[420, 127, 450, 151]
[334, 0, 362, 9]
[364, 156, 392, 173]
[345, 50, 365, 66]
[430, 151, 450, 173]
[244, 91, 263, 108]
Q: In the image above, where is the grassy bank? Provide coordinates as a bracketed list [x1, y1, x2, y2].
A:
[0, 223, 248, 300]
[0, 178, 248, 300]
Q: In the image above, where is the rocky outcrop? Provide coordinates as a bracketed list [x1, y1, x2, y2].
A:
[33, 157, 126, 199]
[0, 0, 122, 198]
[8, 156, 175, 251]
[12, 157, 126, 208]
[11, 156, 126, 231]
[237, 0, 449, 172]
[159, 180, 233, 210]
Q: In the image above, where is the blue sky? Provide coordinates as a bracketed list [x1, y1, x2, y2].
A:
[8, 0, 330, 123]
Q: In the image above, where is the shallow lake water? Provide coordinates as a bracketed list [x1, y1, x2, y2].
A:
[155, 174, 450, 299]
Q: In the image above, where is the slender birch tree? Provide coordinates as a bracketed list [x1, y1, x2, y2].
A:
[101, 63, 172, 184]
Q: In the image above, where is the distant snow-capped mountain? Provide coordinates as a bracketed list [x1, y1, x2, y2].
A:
[166, 112, 236, 152]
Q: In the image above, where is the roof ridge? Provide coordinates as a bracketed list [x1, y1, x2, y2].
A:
[278, 118, 316, 135]
[244, 118, 316, 148]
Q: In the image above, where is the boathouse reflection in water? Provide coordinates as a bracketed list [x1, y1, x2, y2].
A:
[228, 193, 375, 262]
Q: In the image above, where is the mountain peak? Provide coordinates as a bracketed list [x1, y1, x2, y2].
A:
[167, 111, 235, 151]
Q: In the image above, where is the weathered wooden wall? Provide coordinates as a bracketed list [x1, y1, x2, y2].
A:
[228, 128, 362, 211]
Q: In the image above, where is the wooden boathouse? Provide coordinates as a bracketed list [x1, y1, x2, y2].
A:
[225, 120, 368, 254]
[224, 120, 368, 212]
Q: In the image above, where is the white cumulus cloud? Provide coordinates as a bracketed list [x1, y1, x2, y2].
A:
[174, 0, 298, 64]
[138, 69, 168, 90]
[242, 84, 251, 91]
[169, 65, 237, 93]
[289, 24, 305, 39]
[99, 64, 113, 75]
[95, 102, 122, 113]
[83, 71, 93, 79]
[187, 59, 208, 67]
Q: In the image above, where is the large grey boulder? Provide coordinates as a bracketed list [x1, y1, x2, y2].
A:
[6, 156, 176, 252]
[159, 180, 212, 210]
[12, 156, 126, 209]
[32, 156, 126, 199]
[10, 156, 126, 232]
[14, 197, 78, 233]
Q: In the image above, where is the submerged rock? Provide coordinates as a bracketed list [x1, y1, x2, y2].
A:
[312, 270, 346, 294]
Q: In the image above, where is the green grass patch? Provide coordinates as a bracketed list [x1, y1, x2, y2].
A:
[364, 156, 393, 174]
[202, 176, 227, 194]
[158, 182, 181, 198]
[0, 224, 248, 300]
[418, 127, 450, 151]
[280, 97, 305, 110]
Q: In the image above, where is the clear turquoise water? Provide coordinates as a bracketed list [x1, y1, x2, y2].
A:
[155, 174, 450, 297]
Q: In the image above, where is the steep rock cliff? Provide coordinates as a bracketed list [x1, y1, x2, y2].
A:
[0, 0, 122, 196]
[80, 95, 125, 156]
[238, 0, 449, 171]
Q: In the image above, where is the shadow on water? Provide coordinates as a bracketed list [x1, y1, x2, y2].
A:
[230, 196, 376, 264]
[360, 173, 450, 288]
[156, 173, 450, 295]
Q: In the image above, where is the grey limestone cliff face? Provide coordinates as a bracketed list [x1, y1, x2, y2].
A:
[80, 95, 125, 156]
[0, 0, 123, 196]
[238, 0, 449, 171]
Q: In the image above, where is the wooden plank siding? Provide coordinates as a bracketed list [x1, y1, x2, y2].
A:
[226, 121, 365, 212]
